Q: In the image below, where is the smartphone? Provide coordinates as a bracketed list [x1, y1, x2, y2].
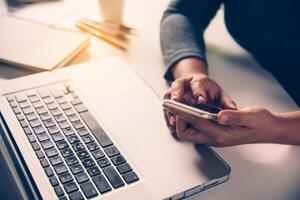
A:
[163, 99, 222, 121]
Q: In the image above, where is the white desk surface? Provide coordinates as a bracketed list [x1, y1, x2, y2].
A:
[1, 0, 300, 200]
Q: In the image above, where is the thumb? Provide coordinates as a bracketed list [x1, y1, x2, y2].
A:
[217, 109, 254, 126]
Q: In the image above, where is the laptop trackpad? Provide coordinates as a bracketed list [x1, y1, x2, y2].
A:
[93, 92, 230, 199]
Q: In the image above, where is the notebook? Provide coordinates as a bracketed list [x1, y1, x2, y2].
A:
[0, 16, 90, 71]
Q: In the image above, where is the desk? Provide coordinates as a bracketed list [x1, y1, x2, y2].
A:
[1, 0, 300, 200]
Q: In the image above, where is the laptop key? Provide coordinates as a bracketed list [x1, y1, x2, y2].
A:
[45, 148, 59, 158]
[54, 186, 65, 197]
[60, 102, 71, 110]
[52, 133, 65, 142]
[59, 172, 73, 184]
[59, 196, 67, 200]
[70, 164, 84, 175]
[32, 101, 43, 108]
[92, 175, 111, 194]
[16, 113, 25, 121]
[103, 166, 124, 189]
[54, 164, 68, 175]
[40, 158, 50, 168]
[15, 93, 27, 102]
[26, 113, 38, 121]
[33, 125, 46, 134]
[49, 176, 59, 187]
[75, 172, 89, 184]
[23, 107, 34, 115]
[41, 140, 54, 149]
[29, 119, 42, 128]
[82, 158, 95, 168]
[36, 107, 47, 115]
[77, 150, 90, 160]
[38, 88, 51, 98]
[59, 120, 71, 129]
[81, 135, 94, 144]
[24, 127, 32, 135]
[36, 150, 45, 159]
[72, 142, 85, 152]
[68, 114, 80, 122]
[40, 112, 51, 121]
[104, 145, 120, 157]
[13, 107, 21, 114]
[6, 95, 14, 102]
[19, 101, 30, 108]
[37, 132, 50, 142]
[87, 166, 101, 177]
[32, 142, 41, 150]
[62, 127, 75, 136]
[66, 156, 79, 166]
[123, 172, 139, 184]
[44, 119, 56, 128]
[56, 140, 69, 150]
[61, 148, 74, 158]
[49, 156, 63, 166]
[51, 108, 62, 116]
[9, 100, 17, 108]
[45, 167, 54, 177]
[27, 135, 36, 143]
[80, 181, 98, 199]
[71, 98, 82, 106]
[117, 163, 132, 174]
[111, 155, 126, 166]
[29, 95, 40, 103]
[79, 111, 113, 147]
[74, 104, 88, 113]
[92, 150, 105, 159]
[55, 114, 67, 123]
[87, 142, 99, 152]
[72, 120, 84, 129]
[65, 108, 76, 116]
[67, 135, 80, 144]
[77, 127, 89, 137]
[48, 126, 60, 134]
[19, 120, 28, 128]
[97, 157, 110, 168]
[69, 191, 84, 200]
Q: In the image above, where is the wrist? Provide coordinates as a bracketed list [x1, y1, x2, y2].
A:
[271, 113, 287, 143]
[172, 57, 208, 79]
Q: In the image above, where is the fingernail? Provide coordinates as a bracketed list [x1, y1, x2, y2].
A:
[198, 96, 205, 104]
[170, 116, 176, 125]
[219, 114, 229, 123]
[171, 93, 178, 100]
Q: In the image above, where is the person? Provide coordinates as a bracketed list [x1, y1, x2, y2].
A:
[160, 0, 300, 147]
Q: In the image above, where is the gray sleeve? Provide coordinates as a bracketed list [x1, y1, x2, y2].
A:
[160, 0, 222, 81]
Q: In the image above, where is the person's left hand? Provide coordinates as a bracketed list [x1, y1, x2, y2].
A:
[163, 105, 283, 147]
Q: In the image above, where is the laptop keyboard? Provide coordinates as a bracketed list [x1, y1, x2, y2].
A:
[5, 82, 139, 200]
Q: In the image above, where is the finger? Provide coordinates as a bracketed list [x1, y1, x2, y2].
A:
[171, 78, 185, 101]
[189, 78, 207, 104]
[217, 109, 253, 126]
[164, 104, 223, 136]
[163, 108, 176, 134]
[219, 91, 237, 110]
[163, 90, 171, 100]
[182, 91, 196, 106]
[176, 118, 211, 144]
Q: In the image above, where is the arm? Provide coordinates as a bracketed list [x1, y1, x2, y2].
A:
[276, 111, 300, 145]
[160, 0, 222, 81]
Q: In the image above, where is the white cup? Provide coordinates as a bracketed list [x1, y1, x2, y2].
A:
[98, 0, 124, 25]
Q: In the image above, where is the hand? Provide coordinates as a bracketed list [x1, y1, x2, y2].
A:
[163, 105, 283, 147]
[163, 73, 237, 135]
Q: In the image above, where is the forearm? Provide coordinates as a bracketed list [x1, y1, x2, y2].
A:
[160, 0, 221, 81]
[275, 111, 300, 144]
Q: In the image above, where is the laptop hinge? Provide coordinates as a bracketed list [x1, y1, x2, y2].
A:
[0, 112, 42, 200]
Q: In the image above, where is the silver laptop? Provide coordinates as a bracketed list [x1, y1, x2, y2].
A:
[0, 57, 230, 200]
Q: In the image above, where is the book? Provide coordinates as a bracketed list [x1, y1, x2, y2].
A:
[0, 16, 90, 71]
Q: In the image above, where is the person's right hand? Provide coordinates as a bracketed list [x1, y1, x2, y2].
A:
[163, 73, 237, 135]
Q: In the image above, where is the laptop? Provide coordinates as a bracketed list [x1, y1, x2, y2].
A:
[0, 57, 230, 200]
